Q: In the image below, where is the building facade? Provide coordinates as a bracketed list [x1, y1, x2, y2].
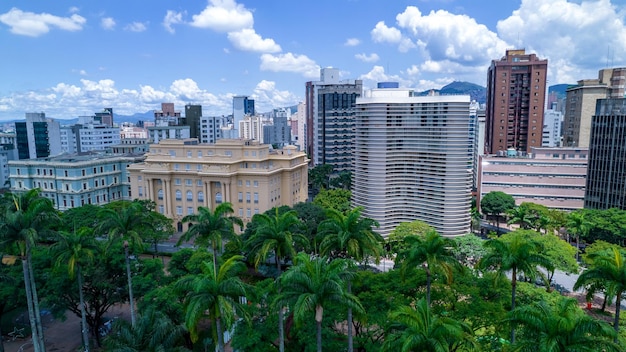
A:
[16, 113, 63, 160]
[127, 139, 308, 230]
[485, 49, 548, 155]
[232, 96, 255, 138]
[0, 132, 18, 189]
[148, 124, 190, 143]
[563, 68, 626, 148]
[352, 89, 473, 237]
[60, 117, 121, 154]
[183, 104, 202, 140]
[584, 98, 626, 209]
[306, 67, 362, 173]
[9, 152, 144, 210]
[200, 116, 224, 144]
[478, 147, 588, 211]
[542, 109, 563, 147]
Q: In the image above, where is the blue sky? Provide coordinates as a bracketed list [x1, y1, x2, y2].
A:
[1, 0, 625, 121]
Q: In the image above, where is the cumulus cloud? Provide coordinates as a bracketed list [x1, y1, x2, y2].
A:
[359, 66, 412, 88]
[101, 17, 116, 30]
[355, 53, 380, 63]
[228, 28, 282, 53]
[163, 10, 184, 34]
[260, 53, 320, 78]
[0, 7, 86, 36]
[190, 0, 253, 32]
[497, 0, 626, 82]
[344, 38, 360, 46]
[125, 22, 148, 32]
[252, 80, 299, 111]
[371, 21, 402, 43]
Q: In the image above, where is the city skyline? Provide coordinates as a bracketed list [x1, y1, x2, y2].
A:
[1, 0, 626, 121]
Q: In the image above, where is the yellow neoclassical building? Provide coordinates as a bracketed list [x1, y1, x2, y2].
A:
[128, 138, 308, 231]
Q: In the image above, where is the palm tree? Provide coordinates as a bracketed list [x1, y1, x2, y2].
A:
[245, 207, 307, 352]
[98, 201, 152, 326]
[49, 228, 99, 352]
[574, 246, 626, 342]
[566, 210, 589, 261]
[317, 207, 382, 352]
[478, 231, 551, 344]
[507, 205, 534, 230]
[178, 203, 243, 274]
[0, 189, 57, 352]
[176, 255, 248, 352]
[383, 298, 475, 352]
[397, 230, 461, 306]
[508, 297, 620, 351]
[104, 307, 190, 352]
[275, 253, 363, 352]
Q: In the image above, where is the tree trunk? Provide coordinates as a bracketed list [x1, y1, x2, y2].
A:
[22, 257, 41, 352]
[614, 291, 621, 343]
[316, 305, 323, 352]
[510, 266, 517, 345]
[216, 316, 225, 352]
[276, 256, 285, 352]
[124, 244, 136, 326]
[425, 266, 431, 306]
[347, 280, 353, 352]
[77, 266, 90, 352]
[602, 294, 607, 312]
[27, 248, 45, 352]
[576, 236, 580, 261]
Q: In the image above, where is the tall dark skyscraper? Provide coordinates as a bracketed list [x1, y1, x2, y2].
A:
[184, 104, 202, 139]
[584, 98, 626, 210]
[305, 67, 362, 172]
[485, 49, 548, 155]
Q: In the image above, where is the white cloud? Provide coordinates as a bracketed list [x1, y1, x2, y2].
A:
[125, 22, 148, 32]
[0, 7, 86, 37]
[371, 21, 402, 43]
[252, 80, 299, 111]
[497, 0, 626, 83]
[68, 7, 80, 14]
[344, 38, 360, 46]
[359, 66, 412, 88]
[190, 0, 253, 32]
[101, 17, 116, 30]
[406, 65, 420, 76]
[260, 53, 320, 78]
[227, 28, 281, 53]
[355, 53, 380, 63]
[163, 10, 184, 34]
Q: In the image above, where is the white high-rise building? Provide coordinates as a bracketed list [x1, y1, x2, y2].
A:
[239, 115, 264, 141]
[60, 116, 121, 154]
[542, 109, 563, 147]
[352, 88, 473, 237]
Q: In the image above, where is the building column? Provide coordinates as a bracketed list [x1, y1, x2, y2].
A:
[164, 179, 171, 216]
[146, 178, 152, 200]
[204, 180, 211, 207]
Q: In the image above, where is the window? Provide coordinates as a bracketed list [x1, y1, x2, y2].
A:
[95, 180, 99, 187]
[197, 179, 202, 186]
[176, 190, 182, 201]
[253, 181, 258, 187]
[185, 179, 192, 186]
[247, 208, 251, 217]
[238, 180, 243, 186]
[246, 180, 250, 187]
[198, 151, 202, 158]
[138, 175, 142, 181]
[254, 192, 258, 204]
[169, 150, 176, 156]
[185, 164, 191, 171]
[238, 192, 243, 202]
[239, 208, 244, 217]
[64, 170, 68, 177]
[138, 186, 143, 196]
[176, 206, 182, 215]
[187, 190, 193, 201]
[197, 165, 202, 171]
[254, 208, 259, 214]
[175, 178, 181, 185]
[174, 164, 180, 171]
[82, 170, 86, 176]
[187, 207, 194, 215]
[158, 189, 164, 200]
[198, 191, 204, 202]
[187, 151, 192, 158]
[158, 205, 164, 214]
[216, 192, 222, 203]
[83, 183, 87, 190]
[246, 192, 251, 203]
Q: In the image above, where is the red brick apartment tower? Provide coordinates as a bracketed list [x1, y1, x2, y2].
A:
[485, 49, 548, 155]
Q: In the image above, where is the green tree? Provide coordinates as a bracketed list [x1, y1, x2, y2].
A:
[386, 220, 433, 256]
[566, 210, 589, 260]
[176, 255, 248, 352]
[177, 203, 242, 275]
[574, 246, 626, 342]
[397, 230, 461, 306]
[451, 234, 487, 267]
[317, 207, 383, 352]
[49, 228, 99, 352]
[245, 207, 307, 352]
[104, 307, 190, 352]
[329, 171, 352, 190]
[313, 188, 352, 214]
[383, 298, 475, 352]
[276, 254, 363, 352]
[509, 297, 620, 351]
[309, 164, 334, 194]
[478, 230, 551, 344]
[0, 189, 58, 352]
[480, 191, 515, 233]
[507, 204, 535, 230]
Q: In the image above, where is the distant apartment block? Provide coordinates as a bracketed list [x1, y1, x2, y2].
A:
[478, 147, 588, 211]
[231, 96, 255, 138]
[60, 115, 121, 154]
[485, 49, 548, 154]
[108, 137, 150, 154]
[183, 104, 202, 139]
[352, 89, 473, 237]
[128, 139, 308, 230]
[239, 115, 263, 141]
[148, 124, 190, 143]
[585, 98, 626, 209]
[542, 109, 563, 147]
[16, 113, 63, 160]
[120, 126, 148, 139]
[264, 108, 292, 146]
[0, 132, 18, 188]
[200, 115, 224, 144]
[563, 68, 626, 147]
[9, 152, 144, 210]
[306, 67, 362, 173]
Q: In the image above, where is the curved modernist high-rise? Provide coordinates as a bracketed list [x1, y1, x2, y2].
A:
[352, 89, 473, 237]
